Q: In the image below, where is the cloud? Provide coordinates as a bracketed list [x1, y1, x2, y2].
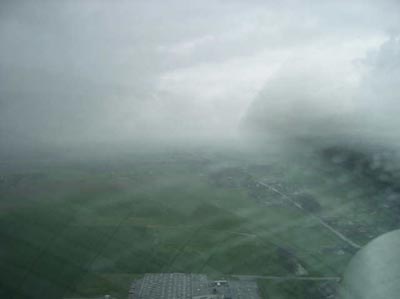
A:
[243, 33, 400, 147]
[1, 0, 399, 150]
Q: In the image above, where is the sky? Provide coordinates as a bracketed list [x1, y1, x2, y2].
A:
[1, 0, 400, 149]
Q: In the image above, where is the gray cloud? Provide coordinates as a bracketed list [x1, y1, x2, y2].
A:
[1, 0, 400, 151]
[243, 34, 400, 148]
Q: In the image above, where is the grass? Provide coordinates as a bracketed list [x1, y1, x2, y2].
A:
[1, 148, 391, 298]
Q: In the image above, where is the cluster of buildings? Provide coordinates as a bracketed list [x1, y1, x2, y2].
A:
[128, 273, 260, 299]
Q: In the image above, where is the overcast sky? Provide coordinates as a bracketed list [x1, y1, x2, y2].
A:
[1, 0, 400, 149]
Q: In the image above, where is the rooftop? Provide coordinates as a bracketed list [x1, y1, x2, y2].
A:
[129, 273, 260, 299]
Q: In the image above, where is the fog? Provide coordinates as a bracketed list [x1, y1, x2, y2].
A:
[3, 4, 400, 298]
[1, 0, 400, 153]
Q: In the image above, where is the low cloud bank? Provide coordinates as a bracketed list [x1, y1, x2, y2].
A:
[243, 36, 400, 150]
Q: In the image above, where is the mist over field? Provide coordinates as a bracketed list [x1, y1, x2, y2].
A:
[2, 2, 400, 298]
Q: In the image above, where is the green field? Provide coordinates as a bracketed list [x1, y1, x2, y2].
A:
[0, 146, 398, 298]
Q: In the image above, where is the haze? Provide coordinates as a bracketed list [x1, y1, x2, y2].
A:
[4, 2, 400, 298]
[1, 0, 400, 153]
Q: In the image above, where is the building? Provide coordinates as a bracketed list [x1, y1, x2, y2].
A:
[128, 273, 260, 299]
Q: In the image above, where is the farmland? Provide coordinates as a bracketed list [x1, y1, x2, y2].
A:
[1, 144, 399, 298]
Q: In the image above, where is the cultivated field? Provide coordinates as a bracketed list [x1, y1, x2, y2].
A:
[1, 145, 398, 298]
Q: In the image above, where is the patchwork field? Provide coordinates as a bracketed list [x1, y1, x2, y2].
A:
[1, 146, 399, 298]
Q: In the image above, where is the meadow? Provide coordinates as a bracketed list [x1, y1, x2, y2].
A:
[0, 146, 396, 298]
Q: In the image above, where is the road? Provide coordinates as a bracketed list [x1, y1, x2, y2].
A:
[233, 274, 341, 282]
[255, 179, 362, 250]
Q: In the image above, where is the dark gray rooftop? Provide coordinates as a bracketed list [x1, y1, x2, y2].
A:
[128, 273, 260, 299]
